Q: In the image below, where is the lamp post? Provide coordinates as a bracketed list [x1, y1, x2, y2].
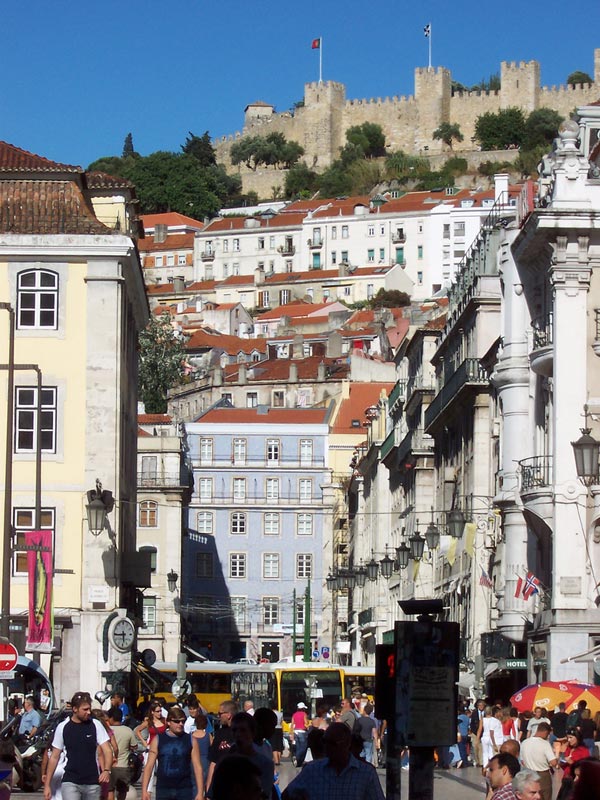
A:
[167, 570, 179, 592]
[86, 479, 114, 536]
[571, 405, 600, 486]
[447, 508, 466, 538]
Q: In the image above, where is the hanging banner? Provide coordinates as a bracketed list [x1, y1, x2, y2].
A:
[25, 530, 53, 652]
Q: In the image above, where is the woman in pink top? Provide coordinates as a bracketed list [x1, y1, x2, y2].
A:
[290, 703, 310, 767]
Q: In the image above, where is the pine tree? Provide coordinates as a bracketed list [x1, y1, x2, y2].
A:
[122, 133, 135, 158]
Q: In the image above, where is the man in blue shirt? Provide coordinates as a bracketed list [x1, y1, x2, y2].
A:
[19, 697, 41, 738]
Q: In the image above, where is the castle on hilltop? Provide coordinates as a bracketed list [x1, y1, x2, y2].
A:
[215, 48, 600, 194]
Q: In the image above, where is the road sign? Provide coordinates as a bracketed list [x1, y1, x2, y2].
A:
[312, 649, 319, 659]
[321, 646, 330, 659]
[0, 671, 15, 680]
[0, 642, 18, 673]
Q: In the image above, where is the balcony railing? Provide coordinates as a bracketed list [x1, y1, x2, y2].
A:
[406, 373, 436, 407]
[195, 456, 326, 469]
[519, 455, 553, 492]
[277, 244, 295, 256]
[397, 427, 434, 464]
[425, 358, 488, 430]
[200, 251, 215, 261]
[195, 493, 322, 505]
[531, 312, 553, 349]
[387, 379, 407, 412]
[392, 232, 406, 244]
[138, 472, 185, 488]
[307, 239, 322, 249]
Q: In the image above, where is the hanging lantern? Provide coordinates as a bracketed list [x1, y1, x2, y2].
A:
[366, 558, 379, 582]
[380, 554, 395, 579]
[447, 509, 466, 538]
[395, 542, 410, 570]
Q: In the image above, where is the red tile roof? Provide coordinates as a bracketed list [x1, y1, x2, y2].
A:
[197, 406, 329, 425]
[138, 413, 173, 424]
[142, 212, 204, 230]
[0, 141, 81, 173]
[255, 300, 333, 321]
[223, 356, 350, 383]
[0, 179, 109, 235]
[203, 212, 305, 233]
[332, 383, 395, 433]
[139, 233, 195, 252]
[186, 329, 267, 354]
[86, 171, 134, 189]
[138, 426, 152, 437]
[218, 274, 254, 286]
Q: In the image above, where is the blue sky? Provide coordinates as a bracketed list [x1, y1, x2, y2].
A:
[2, 0, 599, 168]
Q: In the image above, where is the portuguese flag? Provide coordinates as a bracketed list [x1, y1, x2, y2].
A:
[311, 38, 321, 50]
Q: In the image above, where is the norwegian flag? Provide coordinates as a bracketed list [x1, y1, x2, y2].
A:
[523, 571, 540, 600]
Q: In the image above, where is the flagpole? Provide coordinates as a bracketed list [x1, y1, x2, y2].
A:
[320, 37, 323, 83]
[428, 23, 432, 69]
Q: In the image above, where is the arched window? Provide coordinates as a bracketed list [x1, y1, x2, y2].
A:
[139, 501, 158, 528]
[17, 270, 58, 329]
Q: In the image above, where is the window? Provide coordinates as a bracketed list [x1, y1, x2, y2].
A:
[222, 392, 233, 404]
[233, 238, 240, 251]
[418, 220, 423, 233]
[233, 438, 247, 465]
[178, 254, 187, 265]
[344, 286, 351, 297]
[454, 249, 465, 259]
[342, 225, 349, 239]
[230, 553, 246, 578]
[298, 514, 313, 536]
[12, 508, 54, 576]
[279, 289, 291, 304]
[223, 263, 229, 278]
[233, 478, 246, 501]
[205, 240, 213, 254]
[331, 226, 337, 239]
[258, 237, 265, 250]
[454, 221, 466, 237]
[312, 227, 322, 245]
[269, 236, 275, 249]
[167, 254, 174, 266]
[299, 479, 312, 501]
[139, 501, 158, 527]
[295, 600, 305, 626]
[379, 248, 385, 261]
[285, 260, 293, 273]
[312, 253, 321, 269]
[246, 392, 258, 408]
[233, 262, 240, 275]
[395, 247, 404, 265]
[231, 596, 247, 627]
[155, 256, 163, 268]
[367, 284, 375, 300]
[142, 597, 156, 635]
[231, 512, 246, 535]
[223, 240, 229, 252]
[267, 440, 280, 464]
[367, 249, 375, 262]
[15, 387, 57, 453]
[273, 391, 285, 408]
[417, 271, 423, 285]
[417, 245, 423, 259]
[380, 224, 386, 236]
[196, 552, 214, 578]
[263, 553, 280, 579]
[140, 455, 157, 483]
[443, 224, 451, 240]
[296, 554, 313, 579]
[258, 290, 270, 307]
[323, 289, 330, 300]
[197, 512, 213, 535]
[199, 478, 212, 502]
[264, 512, 280, 536]
[368, 225, 375, 236]
[341, 251, 348, 263]
[263, 597, 279, 626]
[331, 251, 337, 264]
[266, 478, 279, 501]
[200, 438, 213, 465]
[306, 288, 314, 300]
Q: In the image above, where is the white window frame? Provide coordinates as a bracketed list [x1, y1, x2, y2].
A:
[233, 438, 247, 465]
[246, 392, 258, 408]
[231, 512, 246, 535]
[297, 513, 313, 536]
[266, 478, 279, 501]
[263, 597, 279, 626]
[299, 479, 312, 502]
[368, 225, 375, 237]
[199, 478, 213, 502]
[296, 553, 313, 579]
[200, 438, 213, 465]
[15, 386, 57, 453]
[197, 511, 213, 535]
[233, 238, 240, 251]
[267, 439, 280, 465]
[178, 254, 187, 265]
[300, 439, 313, 466]
[139, 500, 158, 527]
[233, 477, 246, 501]
[12, 507, 54, 577]
[17, 269, 58, 330]
[230, 552, 246, 578]
[263, 553, 280, 579]
[264, 512, 280, 536]
[142, 597, 157, 635]
[231, 596, 247, 627]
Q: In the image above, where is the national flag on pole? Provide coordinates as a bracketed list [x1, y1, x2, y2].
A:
[515, 575, 523, 598]
[479, 568, 493, 589]
[424, 24, 431, 38]
[523, 571, 540, 600]
[311, 38, 321, 50]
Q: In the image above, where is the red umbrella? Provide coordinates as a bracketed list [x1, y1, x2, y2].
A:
[564, 685, 600, 716]
[510, 681, 582, 712]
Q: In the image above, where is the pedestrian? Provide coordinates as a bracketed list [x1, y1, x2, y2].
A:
[19, 697, 42, 738]
[43, 691, 113, 800]
[578, 710, 595, 756]
[269, 703, 284, 766]
[184, 696, 213, 736]
[527, 708, 548, 738]
[338, 698, 357, 731]
[110, 694, 130, 727]
[0, 740, 17, 800]
[243, 701, 255, 716]
[282, 722, 384, 800]
[191, 713, 212, 791]
[134, 701, 167, 748]
[479, 706, 503, 773]
[353, 703, 377, 764]
[456, 705, 470, 767]
[571, 758, 600, 800]
[141, 707, 203, 800]
[228, 713, 274, 800]
[470, 699, 486, 767]
[290, 702, 309, 767]
[559, 728, 589, 778]
[520, 722, 557, 800]
[512, 769, 542, 800]
[205, 700, 237, 795]
[212, 755, 262, 800]
[486, 752, 521, 800]
[106, 707, 138, 800]
[551, 703, 569, 757]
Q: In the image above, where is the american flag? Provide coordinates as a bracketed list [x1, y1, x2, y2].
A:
[479, 568, 493, 588]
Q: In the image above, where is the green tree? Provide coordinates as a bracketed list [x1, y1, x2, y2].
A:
[122, 133, 135, 158]
[138, 312, 187, 413]
[318, 163, 353, 197]
[474, 107, 526, 150]
[230, 133, 304, 170]
[514, 145, 549, 179]
[442, 157, 468, 177]
[384, 150, 429, 182]
[567, 71, 593, 86]
[369, 288, 411, 309]
[522, 108, 563, 150]
[345, 123, 386, 158]
[181, 131, 216, 166]
[285, 162, 319, 198]
[433, 122, 464, 149]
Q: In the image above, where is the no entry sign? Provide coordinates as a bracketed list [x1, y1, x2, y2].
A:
[0, 641, 18, 675]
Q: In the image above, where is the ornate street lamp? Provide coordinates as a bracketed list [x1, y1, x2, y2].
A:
[447, 508, 466, 539]
[167, 569, 179, 592]
[326, 573, 337, 592]
[355, 565, 367, 588]
[346, 569, 357, 590]
[572, 405, 600, 486]
[409, 527, 426, 561]
[395, 542, 410, 570]
[366, 557, 379, 582]
[379, 551, 395, 579]
[86, 479, 114, 536]
[424, 507, 440, 550]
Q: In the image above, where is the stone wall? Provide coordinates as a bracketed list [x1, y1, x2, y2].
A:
[213, 48, 600, 197]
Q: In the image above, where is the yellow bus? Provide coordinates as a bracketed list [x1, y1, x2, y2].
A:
[133, 660, 233, 714]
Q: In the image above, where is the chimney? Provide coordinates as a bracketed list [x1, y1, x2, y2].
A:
[494, 173, 509, 203]
[154, 224, 167, 243]
[292, 333, 304, 359]
[326, 330, 343, 358]
[238, 364, 247, 384]
[317, 361, 327, 381]
[289, 363, 298, 383]
[213, 366, 223, 386]
[173, 276, 186, 293]
[255, 266, 265, 285]
[338, 262, 348, 277]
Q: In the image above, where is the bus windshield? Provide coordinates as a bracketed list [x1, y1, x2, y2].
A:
[280, 669, 342, 718]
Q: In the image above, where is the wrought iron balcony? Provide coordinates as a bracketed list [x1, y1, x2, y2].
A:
[530, 312, 553, 376]
[519, 455, 553, 492]
[138, 472, 185, 488]
[424, 358, 488, 431]
[307, 239, 322, 249]
[200, 251, 215, 261]
[397, 427, 433, 465]
[277, 244, 295, 256]
[392, 232, 406, 244]
[387, 379, 407, 414]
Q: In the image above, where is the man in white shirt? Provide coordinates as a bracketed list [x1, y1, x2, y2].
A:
[520, 723, 557, 800]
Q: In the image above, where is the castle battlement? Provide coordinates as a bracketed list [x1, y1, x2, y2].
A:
[502, 60, 538, 71]
[305, 80, 345, 91]
[415, 66, 449, 77]
[541, 82, 594, 93]
[452, 90, 501, 100]
[346, 95, 416, 107]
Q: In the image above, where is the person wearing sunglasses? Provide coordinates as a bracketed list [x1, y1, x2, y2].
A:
[141, 711, 203, 800]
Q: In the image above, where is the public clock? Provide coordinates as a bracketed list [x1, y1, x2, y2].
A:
[109, 617, 135, 652]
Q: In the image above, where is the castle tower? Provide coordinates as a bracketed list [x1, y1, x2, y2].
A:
[595, 48, 600, 85]
[500, 60, 540, 113]
[414, 67, 451, 153]
[301, 81, 346, 169]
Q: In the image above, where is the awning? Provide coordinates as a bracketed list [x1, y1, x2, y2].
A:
[560, 644, 600, 664]
[484, 661, 499, 677]
[458, 671, 475, 691]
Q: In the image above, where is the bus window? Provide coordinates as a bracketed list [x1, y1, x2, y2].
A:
[231, 670, 274, 711]
[280, 670, 342, 719]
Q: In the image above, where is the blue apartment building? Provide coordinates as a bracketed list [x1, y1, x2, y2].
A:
[183, 404, 334, 662]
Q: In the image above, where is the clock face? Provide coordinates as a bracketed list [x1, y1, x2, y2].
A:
[112, 618, 135, 652]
